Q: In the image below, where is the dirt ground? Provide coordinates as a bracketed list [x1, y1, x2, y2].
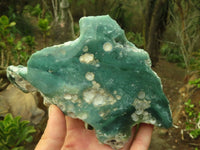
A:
[149, 57, 200, 150]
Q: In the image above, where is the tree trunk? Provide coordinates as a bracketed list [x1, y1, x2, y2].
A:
[51, 0, 75, 44]
[1, 49, 4, 67]
[52, 0, 59, 22]
[144, 0, 169, 66]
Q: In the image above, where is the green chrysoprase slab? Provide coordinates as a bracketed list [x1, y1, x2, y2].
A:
[7, 15, 172, 150]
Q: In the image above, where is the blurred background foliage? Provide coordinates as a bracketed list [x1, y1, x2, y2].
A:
[0, 0, 200, 149]
[0, 0, 199, 72]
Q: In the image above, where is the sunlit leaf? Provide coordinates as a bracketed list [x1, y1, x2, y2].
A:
[9, 22, 16, 27]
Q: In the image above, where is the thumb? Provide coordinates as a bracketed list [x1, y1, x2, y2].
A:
[35, 105, 66, 150]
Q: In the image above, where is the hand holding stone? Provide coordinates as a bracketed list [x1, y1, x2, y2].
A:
[35, 105, 153, 150]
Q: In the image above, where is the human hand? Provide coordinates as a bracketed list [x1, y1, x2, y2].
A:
[35, 105, 153, 150]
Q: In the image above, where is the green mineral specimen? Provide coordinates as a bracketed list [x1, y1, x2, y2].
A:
[7, 15, 172, 150]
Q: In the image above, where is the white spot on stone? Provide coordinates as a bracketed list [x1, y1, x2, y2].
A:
[85, 72, 95, 81]
[93, 95, 106, 106]
[133, 99, 151, 110]
[103, 42, 113, 52]
[79, 53, 94, 64]
[72, 95, 78, 100]
[142, 111, 149, 120]
[95, 64, 100, 67]
[83, 89, 96, 103]
[83, 83, 116, 106]
[99, 112, 105, 117]
[116, 95, 121, 100]
[138, 91, 145, 99]
[108, 95, 116, 105]
[83, 46, 88, 52]
[149, 119, 156, 124]
[113, 90, 117, 95]
[131, 113, 139, 121]
[145, 59, 152, 67]
[99, 89, 105, 94]
[70, 95, 81, 104]
[78, 113, 88, 120]
[132, 47, 141, 53]
[64, 94, 72, 100]
[66, 104, 76, 118]
[92, 81, 101, 89]
[135, 108, 144, 115]
[9, 66, 19, 72]
[131, 99, 158, 125]
[113, 108, 118, 111]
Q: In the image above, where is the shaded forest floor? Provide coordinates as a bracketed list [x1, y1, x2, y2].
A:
[150, 58, 200, 150]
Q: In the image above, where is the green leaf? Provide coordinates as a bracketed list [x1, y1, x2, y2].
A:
[9, 22, 16, 27]
[7, 36, 15, 44]
[0, 41, 6, 48]
[15, 41, 24, 51]
[25, 135, 33, 143]
[190, 129, 200, 138]
[0, 15, 9, 25]
[4, 114, 13, 124]
[38, 18, 50, 33]
[0, 113, 36, 148]
[12, 146, 24, 150]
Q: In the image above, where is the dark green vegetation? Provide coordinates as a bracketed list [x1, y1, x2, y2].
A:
[184, 99, 200, 139]
[0, 114, 36, 150]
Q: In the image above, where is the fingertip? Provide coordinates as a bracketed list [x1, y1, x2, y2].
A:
[35, 104, 66, 150]
[130, 123, 154, 150]
[48, 104, 63, 117]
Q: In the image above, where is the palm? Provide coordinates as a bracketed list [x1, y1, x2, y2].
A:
[62, 118, 113, 150]
[36, 105, 153, 150]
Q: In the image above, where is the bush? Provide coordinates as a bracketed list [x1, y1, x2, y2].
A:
[38, 18, 51, 46]
[0, 114, 36, 150]
[23, 4, 42, 18]
[0, 15, 16, 66]
[160, 43, 186, 67]
[126, 32, 144, 48]
[184, 99, 200, 139]
[190, 78, 200, 88]
[190, 49, 200, 71]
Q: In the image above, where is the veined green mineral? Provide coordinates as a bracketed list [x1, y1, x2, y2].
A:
[7, 15, 172, 150]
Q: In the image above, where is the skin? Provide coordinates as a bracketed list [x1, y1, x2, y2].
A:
[35, 105, 154, 150]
